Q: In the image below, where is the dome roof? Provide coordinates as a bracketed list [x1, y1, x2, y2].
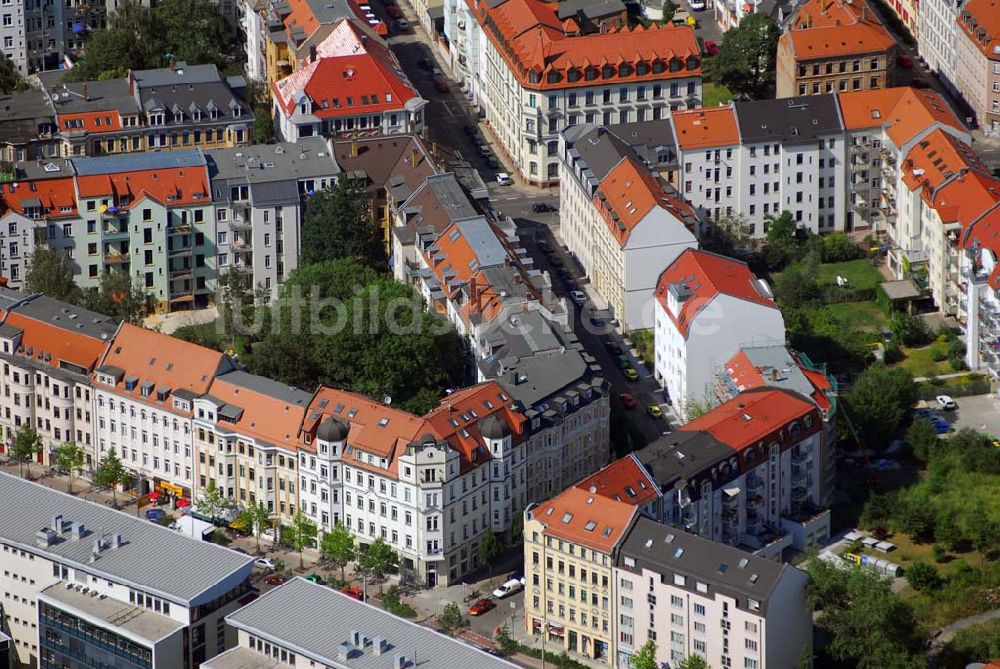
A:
[316, 416, 350, 442]
[479, 414, 510, 440]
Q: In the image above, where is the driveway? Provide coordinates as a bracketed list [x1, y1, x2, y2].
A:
[938, 393, 1000, 437]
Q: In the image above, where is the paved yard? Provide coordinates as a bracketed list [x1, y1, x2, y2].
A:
[936, 393, 1000, 436]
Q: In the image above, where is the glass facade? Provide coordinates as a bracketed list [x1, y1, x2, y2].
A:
[39, 602, 153, 669]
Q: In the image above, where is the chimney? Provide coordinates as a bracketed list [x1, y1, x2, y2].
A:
[71, 521, 85, 540]
[168, 58, 175, 71]
[112, 533, 123, 549]
[350, 132, 359, 157]
[350, 630, 363, 647]
[51, 514, 63, 532]
[83, 84, 89, 101]
[394, 656, 408, 669]
[373, 636, 388, 655]
[310, 44, 317, 63]
[337, 643, 355, 661]
[410, 147, 419, 167]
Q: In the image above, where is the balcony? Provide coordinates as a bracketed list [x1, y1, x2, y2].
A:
[230, 217, 253, 231]
[791, 449, 812, 466]
[168, 223, 193, 236]
[104, 252, 129, 264]
[100, 208, 126, 220]
[168, 246, 192, 258]
[103, 226, 129, 240]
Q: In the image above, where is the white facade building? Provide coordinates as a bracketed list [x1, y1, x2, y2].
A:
[917, 0, 967, 95]
[654, 249, 785, 417]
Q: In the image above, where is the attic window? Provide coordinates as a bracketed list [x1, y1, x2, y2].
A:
[738, 557, 749, 568]
[718, 563, 729, 574]
[378, 418, 389, 427]
[348, 408, 358, 418]
[644, 538, 653, 548]
[561, 512, 573, 523]
[602, 527, 613, 537]
[750, 573, 759, 583]
[673, 547, 684, 558]
[583, 521, 597, 532]
[625, 486, 636, 497]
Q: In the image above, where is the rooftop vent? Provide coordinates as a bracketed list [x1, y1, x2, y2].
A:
[394, 656, 409, 669]
[372, 636, 389, 655]
[337, 643, 355, 661]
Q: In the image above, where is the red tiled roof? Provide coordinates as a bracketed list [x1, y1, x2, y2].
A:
[784, 0, 895, 61]
[60, 111, 124, 135]
[3, 311, 110, 372]
[671, 106, 739, 149]
[723, 348, 833, 412]
[1, 177, 78, 218]
[530, 486, 638, 553]
[272, 19, 418, 118]
[900, 129, 987, 194]
[958, 0, 1000, 60]
[655, 249, 778, 338]
[883, 88, 966, 147]
[684, 388, 818, 452]
[467, 0, 700, 90]
[208, 375, 310, 450]
[75, 166, 211, 208]
[574, 455, 659, 507]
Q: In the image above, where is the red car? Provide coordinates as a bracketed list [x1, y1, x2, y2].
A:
[340, 586, 365, 601]
[703, 40, 719, 56]
[263, 574, 287, 586]
[911, 76, 929, 89]
[619, 393, 637, 410]
[468, 598, 495, 616]
[433, 75, 448, 92]
[896, 54, 913, 69]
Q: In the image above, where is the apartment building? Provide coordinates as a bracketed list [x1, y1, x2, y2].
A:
[207, 577, 521, 669]
[523, 474, 644, 663]
[958, 203, 1000, 376]
[614, 517, 811, 669]
[206, 137, 341, 300]
[92, 323, 237, 499]
[636, 388, 831, 559]
[776, 0, 897, 99]
[240, 0, 269, 83]
[918, 0, 967, 95]
[0, 89, 58, 162]
[270, 19, 426, 142]
[955, 0, 1000, 137]
[671, 96, 848, 236]
[715, 345, 838, 505]
[559, 122, 699, 331]
[444, 0, 701, 186]
[654, 249, 785, 418]
[0, 289, 117, 467]
[0, 0, 105, 75]
[192, 370, 311, 530]
[0, 472, 255, 668]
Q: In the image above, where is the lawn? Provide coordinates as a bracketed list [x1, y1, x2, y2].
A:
[822, 301, 889, 332]
[703, 82, 735, 107]
[893, 345, 956, 378]
[815, 259, 884, 293]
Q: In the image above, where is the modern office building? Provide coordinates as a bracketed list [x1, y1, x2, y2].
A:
[0, 472, 255, 668]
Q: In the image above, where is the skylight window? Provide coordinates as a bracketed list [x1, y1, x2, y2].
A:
[673, 548, 684, 558]
[561, 512, 573, 524]
[583, 521, 597, 531]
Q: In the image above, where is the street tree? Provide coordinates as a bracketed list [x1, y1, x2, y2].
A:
[26, 248, 80, 303]
[764, 210, 799, 270]
[80, 271, 152, 324]
[287, 512, 319, 569]
[53, 442, 86, 494]
[478, 528, 503, 583]
[708, 12, 780, 99]
[437, 602, 468, 636]
[300, 180, 382, 270]
[907, 417, 939, 462]
[238, 501, 272, 554]
[92, 450, 129, 509]
[360, 538, 398, 594]
[679, 654, 709, 669]
[493, 626, 520, 657]
[11, 426, 43, 479]
[319, 522, 357, 583]
[632, 640, 659, 669]
[197, 480, 228, 521]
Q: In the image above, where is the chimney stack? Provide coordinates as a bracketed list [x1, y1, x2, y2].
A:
[310, 44, 318, 63]
[83, 84, 89, 101]
[350, 132, 359, 157]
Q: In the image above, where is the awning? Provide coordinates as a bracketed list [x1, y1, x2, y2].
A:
[159, 481, 184, 495]
[723, 486, 741, 497]
[147, 491, 162, 500]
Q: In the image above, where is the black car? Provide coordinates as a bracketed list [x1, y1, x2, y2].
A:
[419, 57, 432, 70]
[605, 340, 622, 355]
[463, 124, 477, 136]
[532, 202, 556, 213]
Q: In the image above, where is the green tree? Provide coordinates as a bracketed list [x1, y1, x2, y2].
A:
[237, 501, 272, 554]
[319, 521, 357, 583]
[252, 107, 273, 144]
[660, 0, 677, 21]
[968, 514, 1000, 567]
[10, 426, 42, 479]
[26, 248, 80, 303]
[197, 480, 228, 522]
[300, 180, 381, 270]
[151, 0, 229, 68]
[478, 528, 503, 583]
[631, 640, 659, 669]
[80, 271, 153, 324]
[890, 311, 930, 347]
[0, 53, 27, 93]
[806, 559, 923, 669]
[843, 364, 917, 451]
[360, 537, 398, 594]
[66, 29, 141, 81]
[53, 442, 86, 494]
[493, 626, 520, 658]
[679, 654, 709, 669]
[764, 210, 799, 270]
[92, 449, 129, 509]
[822, 233, 862, 262]
[773, 263, 822, 310]
[703, 213, 754, 257]
[906, 417, 939, 462]
[437, 602, 468, 636]
[905, 562, 941, 592]
[707, 13, 780, 99]
[287, 512, 319, 569]
[510, 512, 524, 545]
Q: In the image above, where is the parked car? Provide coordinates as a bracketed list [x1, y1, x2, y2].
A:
[614, 354, 631, 370]
[538, 240, 551, 252]
[433, 76, 448, 92]
[463, 124, 478, 136]
[911, 76, 929, 88]
[477, 145, 492, 158]
[305, 574, 324, 584]
[931, 420, 951, 435]
[532, 202, 556, 213]
[255, 557, 277, 570]
[619, 393, 637, 409]
[509, 569, 525, 585]
[263, 574, 287, 586]
[394, 18, 409, 30]
[896, 54, 913, 68]
[486, 156, 500, 169]
[145, 508, 166, 521]
[702, 40, 719, 55]
[936, 395, 957, 410]
[468, 598, 496, 616]
[647, 404, 663, 418]
[624, 368, 639, 381]
[341, 586, 365, 601]
[689, 0, 706, 9]
[570, 290, 587, 305]
[605, 340, 622, 355]
[492, 579, 524, 599]
[496, 172, 512, 186]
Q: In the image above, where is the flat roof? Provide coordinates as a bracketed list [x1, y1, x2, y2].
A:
[39, 583, 185, 644]
[202, 647, 285, 669]
[226, 578, 521, 669]
[0, 473, 254, 605]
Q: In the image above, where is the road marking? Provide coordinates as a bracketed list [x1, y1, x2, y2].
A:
[439, 101, 455, 117]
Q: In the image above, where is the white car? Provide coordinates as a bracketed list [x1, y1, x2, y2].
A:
[936, 395, 957, 410]
[689, 0, 705, 8]
[570, 290, 587, 305]
[492, 579, 524, 599]
[255, 557, 276, 570]
[496, 172, 512, 185]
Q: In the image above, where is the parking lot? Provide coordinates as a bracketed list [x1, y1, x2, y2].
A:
[936, 393, 1000, 437]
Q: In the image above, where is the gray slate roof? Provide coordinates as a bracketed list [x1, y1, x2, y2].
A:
[617, 516, 795, 616]
[72, 150, 206, 176]
[455, 217, 508, 268]
[224, 578, 521, 669]
[735, 95, 844, 144]
[0, 473, 254, 605]
[215, 369, 313, 407]
[730, 345, 818, 400]
[634, 429, 737, 494]
[48, 79, 138, 115]
[6, 293, 119, 341]
[206, 137, 339, 184]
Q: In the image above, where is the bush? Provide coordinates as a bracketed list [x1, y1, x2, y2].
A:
[933, 544, 947, 563]
[907, 562, 943, 592]
[931, 345, 948, 362]
[822, 233, 863, 263]
[383, 586, 417, 618]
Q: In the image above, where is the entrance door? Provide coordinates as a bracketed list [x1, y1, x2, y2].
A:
[568, 630, 577, 652]
[426, 567, 437, 587]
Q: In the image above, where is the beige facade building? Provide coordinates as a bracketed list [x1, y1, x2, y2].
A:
[955, 0, 1000, 136]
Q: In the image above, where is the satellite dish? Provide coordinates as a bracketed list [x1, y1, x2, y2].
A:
[382, 395, 392, 405]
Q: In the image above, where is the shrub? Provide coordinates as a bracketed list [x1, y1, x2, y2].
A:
[930, 345, 948, 362]
[383, 586, 417, 618]
[907, 562, 943, 592]
[932, 545, 947, 563]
